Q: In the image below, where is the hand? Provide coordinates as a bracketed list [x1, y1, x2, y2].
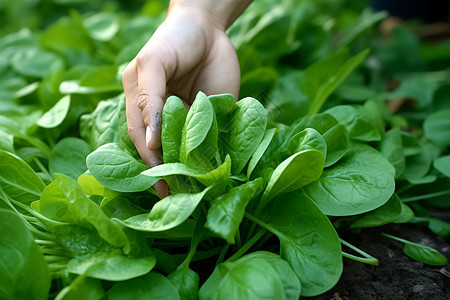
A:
[122, 6, 241, 198]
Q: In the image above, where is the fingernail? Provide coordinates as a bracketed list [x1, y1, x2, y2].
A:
[146, 125, 152, 149]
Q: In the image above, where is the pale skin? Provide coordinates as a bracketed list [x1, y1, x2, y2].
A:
[122, 0, 253, 198]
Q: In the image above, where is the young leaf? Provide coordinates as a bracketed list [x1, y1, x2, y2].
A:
[251, 192, 342, 297]
[284, 128, 327, 161]
[247, 128, 276, 178]
[86, 143, 159, 192]
[262, 149, 324, 203]
[380, 128, 405, 178]
[0, 150, 46, 204]
[322, 124, 350, 167]
[162, 95, 187, 163]
[199, 251, 299, 300]
[423, 109, 450, 148]
[54, 275, 104, 300]
[223, 97, 267, 174]
[37, 95, 71, 128]
[205, 178, 264, 244]
[304, 143, 395, 216]
[0, 209, 51, 300]
[67, 252, 156, 281]
[49, 137, 91, 180]
[167, 267, 200, 300]
[107, 272, 180, 300]
[350, 194, 402, 228]
[207, 93, 236, 116]
[433, 155, 450, 178]
[119, 187, 211, 232]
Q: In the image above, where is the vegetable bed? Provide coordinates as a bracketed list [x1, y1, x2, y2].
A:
[1, 0, 450, 299]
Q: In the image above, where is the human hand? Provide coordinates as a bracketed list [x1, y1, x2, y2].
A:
[122, 5, 241, 198]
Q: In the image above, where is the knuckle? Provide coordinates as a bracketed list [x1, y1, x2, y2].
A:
[137, 92, 150, 110]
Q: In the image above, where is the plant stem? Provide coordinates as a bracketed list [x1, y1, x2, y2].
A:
[341, 239, 379, 266]
[33, 157, 53, 181]
[380, 232, 411, 244]
[216, 244, 230, 265]
[236, 229, 242, 249]
[192, 247, 223, 262]
[401, 190, 450, 202]
[226, 228, 266, 262]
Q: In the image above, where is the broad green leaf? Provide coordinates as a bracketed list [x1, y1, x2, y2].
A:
[119, 187, 210, 232]
[199, 251, 299, 300]
[83, 12, 119, 41]
[77, 173, 119, 200]
[40, 174, 130, 252]
[167, 267, 199, 300]
[380, 128, 405, 178]
[427, 218, 450, 237]
[205, 178, 264, 244]
[162, 96, 187, 163]
[393, 202, 415, 223]
[54, 275, 104, 300]
[108, 272, 180, 300]
[37, 95, 71, 128]
[0, 150, 45, 204]
[247, 128, 277, 178]
[0, 209, 51, 300]
[49, 137, 91, 180]
[118, 93, 139, 157]
[86, 143, 158, 192]
[403, 143, 432, 183]
[433, 155, 450, 178]
[322, 124, 350, 167]
[350, 194, 402, 228]
[424, 110, 450, 148]
[0, 130, 14, 153]
[67, 252, 156, 281]
[180, 92, 214, 161]
[284, 128, 327, 161]
[253, 192, 342, 297]
[262, 149, 324, 203]
[288, 113, 338, 137]
[325, 105, 381, 142]
[142, 155, 231, 187]
[11, 47, 63, 78]
[207, 93, 236, 116]
[304, 143, 395, 216]
[223, 97, 267, 174]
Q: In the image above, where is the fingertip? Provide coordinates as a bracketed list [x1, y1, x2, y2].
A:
[155, 180, 170, 199]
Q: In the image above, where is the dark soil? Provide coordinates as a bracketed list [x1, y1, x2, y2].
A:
[304, 219, 450, 300]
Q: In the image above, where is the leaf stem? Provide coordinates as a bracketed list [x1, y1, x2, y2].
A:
[216, 243, 230, 265]
[33, 157, 53, 181]
[226, 228, 266, 262]
[340, 239, 379, 266]
[401, 190, 450, 202]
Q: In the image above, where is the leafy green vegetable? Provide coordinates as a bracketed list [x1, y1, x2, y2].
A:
[49, 137, 91, 180]
[37, 95, 71, 128]
[161, 95, 187, 163]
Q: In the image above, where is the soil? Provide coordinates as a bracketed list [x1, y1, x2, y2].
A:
[303, 215, 450, 300]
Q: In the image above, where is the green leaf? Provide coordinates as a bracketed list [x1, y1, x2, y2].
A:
[167, 267, 199, 300]
[393, 202, 415, 223]
[0, 130, 14, 153]
[262, 149, 324, 203]
[11, 47, 63, 78]
[223, 97, 267, 174]
[180, 92, 214, 161]
[423, 109, 450, 148]
[350, 194, 402, 228]
[86, 143, 158, 192]
[49, 137, 91, 180]
[322, 124, 350, 167]
[142, 155, 231, 187]
[119, 187, 211, 232]
[83, 12, 119, 41]
[40, 174, 130, 252]
[54, 275, 104, 300]
[162, 95, 187, 163]
[252, 192, 342, 297]
[37, 95, 71, 128]
[304, 143, 395, 216]
[284, 128, 327, 161]
[207, 93, 236, 116]
[247, 128, 277, 178]
[433, 155, 450, 178]
[380, 128, 405, 178]
[205, 178, 264, 244]
[108, 272, 180, 300]
[0, 150, 46, 204]
[67, 252, 156, 281]
[118, 93, 139, 157]
[0, 209, 51, 300]
[199, 251, 300, 300]
[427, 218, 450, 238]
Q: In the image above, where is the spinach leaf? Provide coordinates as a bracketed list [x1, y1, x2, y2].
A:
[0, 209, 51, 300]
[393, 202, 415, 223]
[284, 128, 327, 161]
[433, 155, 450, 178]
[423, 109, 450, 148]
[262, 149, 324, 203]
[54, 275, 104, 300]
[247, 128, 276, 178]
[207, 93, 236, 116]
[86, 143, 159, 192]
[350, 194, 402, 228]
[380, 128, 405, 178]
[0, 129, 14, 153]
[180, 92, 214, 162]
[162, 95, 187, 163]
[107, 272, 180, 300]
[37, 95, 71, 128]
[322, 124, 350, 167]
[167, 267, 200, 300]
[118, 93, 139, 158]
[67, 251, 156, 281]
[49, 137, 91, 180]
[199, 251, 299, 300]
[39, 174, 130, 252]
[0, 150, 46, 204]
[205, 178, 264, 244]
[119, 187, 211, 232]
[303, 143, 395, 216]
[223, 97, 267, 174]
